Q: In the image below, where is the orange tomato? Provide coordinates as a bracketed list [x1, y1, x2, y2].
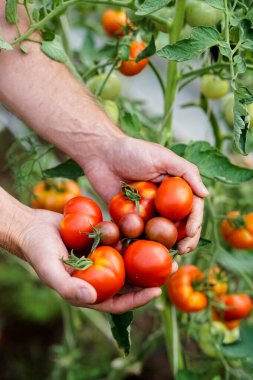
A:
[221, 211, 253, 249]
[119, 41, 148, 76]
[102, 9, 132, 38]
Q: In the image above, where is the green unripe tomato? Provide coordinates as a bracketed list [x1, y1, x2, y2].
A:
[198, 321, 240, 359]
[102, 100, 119, 124]
[185, 1, 223, 27]
[222, 93, 253, 127]
[200, 75, 229, 99]
[87, 73, 121, 100]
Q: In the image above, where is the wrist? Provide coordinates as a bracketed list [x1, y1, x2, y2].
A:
[0, 187, 35, 257]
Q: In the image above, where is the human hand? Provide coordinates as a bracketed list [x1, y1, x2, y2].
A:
[83, 135, 208, 254]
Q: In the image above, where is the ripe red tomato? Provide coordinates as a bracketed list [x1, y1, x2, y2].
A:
[64, 196, 103, 221]
[175, 218, 187, 241]
[93, 221, 120, 246]
[216, 294, 252, 321]
[167, 265, 208, 312]
[109, 181, 157, 224]
[119, 41, 148, 76]
[60, 213, 99, 250]
[101, 9, 131, 38]
[118, 213, 144, 238]
[124, 240, 172, 287]
[155, 177, 193, 221]
[145, 217, 178, 248]
[73, 246, 125, 303]
[221, 211, 253, 249]
[31, 179, 81, 213]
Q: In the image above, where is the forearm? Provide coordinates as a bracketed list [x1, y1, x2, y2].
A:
[0, 2, 124, 170]
[0, 186, 34, 257]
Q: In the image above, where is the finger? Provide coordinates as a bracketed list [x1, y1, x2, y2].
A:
[177, 228, 201, 254]
[186, 196, 204, 237]
[86, 287, 162, 314]
[162, 150, 209, 198]
[172, 260, 178, 273]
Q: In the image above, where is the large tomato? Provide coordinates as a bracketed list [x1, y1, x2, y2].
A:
[215, 294, 252, 321]
[109, 181, 158, 224]
[221, 211, 253, 249]
[72, 246, 125, 303]
[87, 73, 121, 100]
[64, 196, 103, 221]
[124, 240, 172, 287]
[102, 9, 131, 38]
[200, 75, 229, 99]
[155, 177, 193, 221]
[185, 1, 223, 27]
[167, 265, 208, 312]
[31, 179, 81, 213]
[119, 41, 148, 76]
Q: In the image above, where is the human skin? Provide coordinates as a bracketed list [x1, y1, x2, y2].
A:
[0, 2, 208, 313]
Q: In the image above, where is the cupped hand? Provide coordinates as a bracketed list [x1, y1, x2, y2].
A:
[19, 208, 171, 313]
[84, 135, 208, 254]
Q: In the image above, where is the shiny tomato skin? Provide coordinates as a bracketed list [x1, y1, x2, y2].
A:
[175, 218, 187, 241]
[95, 221, 120, 246]
[73, 246, 125, 303]
[102, 9, 131, 38]
[145, 217, 178, 248]
[109, 181, 158, 224]
[31, 179, 81, 213]
[124, 240, 172, 287]
[221, 211, 253, 249]
[155, 177, 193, 221]
[60, 213, 98, 250]
[119, 41, 148, 76]
[118, 213, 144, 238]
[167, 265, 208, 312]
[217, 294, 252, 321]
[64, 196, 103, 222]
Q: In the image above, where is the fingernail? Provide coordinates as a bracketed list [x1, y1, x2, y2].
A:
[200, 183, 209, 197]
[77, 287, 96, 304]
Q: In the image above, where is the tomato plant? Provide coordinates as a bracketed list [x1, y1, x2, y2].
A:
[119, 41, 149, 76]
[31, 179, 81, 213]
[221, 211, 253, 249]
[200, 75, 229, 99]
[124, 240, 172, 287]
[185, 1, 223, 27]
[87, 73, 121, 100]
[167, 265, 208, 312]
[206, 267, 228, 296]
[215, 294, 252, 321]
[102, 9, 132, 38]
[102, 100, 119, 124]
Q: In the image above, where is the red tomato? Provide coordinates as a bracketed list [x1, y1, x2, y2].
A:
[31, 179, 81, 213]
[145, 217, 178, 248]
[109, 181, 158, 224]
[155, 177, 193, 221]
[221, 211, 253, 249]
[167, 265, 208, 312]
[119, 41, 148, 76]
[175, 218, 187, 241]
[124, 240, 172, 287]
[118, 213, 144, 238]
[60, 213, 98, 250]
[101, 9, 132, 38]
[73, 246, 125, 303]
[64, 196, 103, 221]
[216, 294, 252, 321]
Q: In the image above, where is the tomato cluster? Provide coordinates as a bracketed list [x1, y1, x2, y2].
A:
[221, 211, 253, 250]
[59, 177, 194, 303]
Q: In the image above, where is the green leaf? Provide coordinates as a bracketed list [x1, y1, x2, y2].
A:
[219, 41, 231, 58]
[135, 0, 172, 16]
[234, 87, 253, 155]
[5, 0, 18, 24]
[41, 35, 68, 63]
[197, 237, 211, 248]
[206, 0, 224, 9]
[234, 56, 247, 75]
[171, 141, 253, 183]
[0, 38, 13, 51]
[136, 35, 156, 62]
[108, 311, 133, 356]
[32, 8, 40, 22]
[43, 159, 84, 179]
[176, 369, 202, 380]
[222, 323, 253, 358]
[157, 27, 219, 62]
[216, 246, 253, 275]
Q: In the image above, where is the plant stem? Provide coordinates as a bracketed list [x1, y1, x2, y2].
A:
[148, 60, 166, 98]
[160, 0, 186, 147]
[201, 96, 222, 149]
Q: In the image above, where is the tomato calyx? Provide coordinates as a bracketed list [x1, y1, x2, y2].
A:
[62, 251, 93, 270]
[86, 226, 102, 252]
[170, 249, 179, 260]
[121, 182, 141, 214]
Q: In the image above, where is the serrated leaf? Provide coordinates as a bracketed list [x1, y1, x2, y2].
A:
[222, 323, 253, 358]
[216, 247, 253, 274]
[157, 27, 219, 62]
[32, 8, 40, 22]
[239, 19, 253, 42]
[43, 159, 84, 179]
[206, 0, 225, 9]
[234, 56, 246, 74]
[135, 0, 172, 16]
[5, 0, 19, 24]
[0, 38, 13, 51]
[234, 87, 253, 155]
[171, 141, 253, 183]
[108, 311, 133, 356]
[219, 41, 231, 57]
[41, 35, 68, 63]
[242, 39, 253, 49]
[136, 35, 156, 62]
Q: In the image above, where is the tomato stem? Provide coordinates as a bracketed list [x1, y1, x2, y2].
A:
[62, 251, 93, 270]
[121, 182, 141, 214]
